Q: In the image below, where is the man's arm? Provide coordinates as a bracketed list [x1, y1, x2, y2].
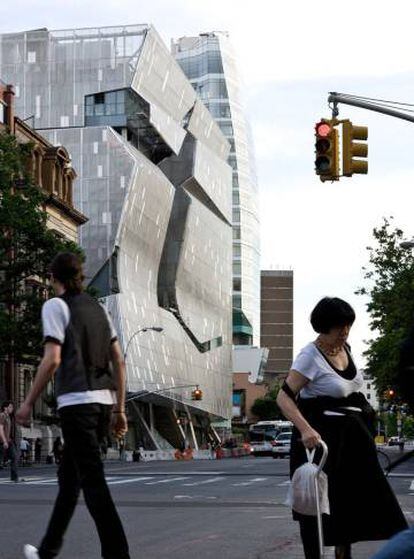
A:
[110, 340, 128, 439]
[16, 343, 61, 426]
[0, 417, 8, 448]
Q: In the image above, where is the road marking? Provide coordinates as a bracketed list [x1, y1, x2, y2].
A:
[145, 476, 190, 485]
[277, 480, 291, 486]
[107, 476, 154, 485]
[29, 478, 58, 485]
[125, 471, 224, 476]
[409, 480, 414, 491]
[182, 477, 224, 487]
[232, 477, 268, 487]
[262, 515, 290, 519]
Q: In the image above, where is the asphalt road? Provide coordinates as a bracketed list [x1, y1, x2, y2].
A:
[0, 450, 413, 559]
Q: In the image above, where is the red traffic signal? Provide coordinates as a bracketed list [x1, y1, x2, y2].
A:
[314, 119, 339, 181]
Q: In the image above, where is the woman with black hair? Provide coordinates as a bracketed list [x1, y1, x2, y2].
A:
[277, 297, 407, 559]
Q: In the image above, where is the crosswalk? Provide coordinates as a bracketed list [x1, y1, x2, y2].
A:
[1, 474, 413, 496]
[0, 474, 274, 488]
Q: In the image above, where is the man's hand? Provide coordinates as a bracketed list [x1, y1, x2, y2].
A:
[111, 411, 128, 440]
[2, 441, 8, 450]
[16, 402, 32, 427]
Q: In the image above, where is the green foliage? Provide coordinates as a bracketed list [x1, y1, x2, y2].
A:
[250, 382, 282, 420]
[356, 217, 414, 397]
[402, 416, 414, 439]
[0, 131, 82, 363]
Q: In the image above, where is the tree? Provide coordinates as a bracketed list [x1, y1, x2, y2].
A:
[356, 217, 414, 399]
[250, 384, 282, 421]
[0, 131, 80, 397]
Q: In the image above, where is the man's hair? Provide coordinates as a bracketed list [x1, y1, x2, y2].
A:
[310, 297, 355, 334]
[1, 400, 13, 412]
[50, 252, 84, 294]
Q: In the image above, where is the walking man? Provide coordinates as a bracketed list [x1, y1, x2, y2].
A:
[16, 252, 130, 559]
[0, 400, 19, 481]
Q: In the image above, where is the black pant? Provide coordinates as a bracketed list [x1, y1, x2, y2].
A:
[0, 441, 18, 481]
[299, 517, 352, 559]
[299, 516, 321, 559]
[38, 404, 130, 559]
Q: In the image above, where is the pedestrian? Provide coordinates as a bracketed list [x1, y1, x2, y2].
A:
[52, 437, 63, 465]
[20, 437, 30, 465]
[16, 252, 130, 559]
[118, 437, 125, 461]
[276, 297, 408, 559]
[0, 401, 19, 482]
[34, 438, 42, 464]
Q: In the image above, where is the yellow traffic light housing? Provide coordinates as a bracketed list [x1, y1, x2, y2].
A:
[314, 119, 339, 182]
[342, 120, 368, 177]
[192, 387, 203, 401]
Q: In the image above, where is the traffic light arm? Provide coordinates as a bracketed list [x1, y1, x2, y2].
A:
[328, 92, 414, 124]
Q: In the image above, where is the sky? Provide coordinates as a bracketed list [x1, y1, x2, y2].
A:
[2, 0, 414, 364]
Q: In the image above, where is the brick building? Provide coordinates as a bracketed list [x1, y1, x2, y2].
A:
[0, 81, 87, 412]
[260, 270, 293, 384]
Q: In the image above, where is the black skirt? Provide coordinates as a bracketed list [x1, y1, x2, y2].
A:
[290, 397, 408, 546]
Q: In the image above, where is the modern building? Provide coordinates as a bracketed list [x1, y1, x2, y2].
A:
[260, 270, 293, 384]
[172, 32, 261, 346]
[0, 25, 233, 451]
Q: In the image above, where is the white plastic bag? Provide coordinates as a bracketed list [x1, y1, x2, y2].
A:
[285, 448, 330, 516]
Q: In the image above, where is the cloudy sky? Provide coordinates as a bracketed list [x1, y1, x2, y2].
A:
[2, 0, 414, 363]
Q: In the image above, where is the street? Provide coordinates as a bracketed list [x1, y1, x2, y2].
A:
[1, 452, 413, 559]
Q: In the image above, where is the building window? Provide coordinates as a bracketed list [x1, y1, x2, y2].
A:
[233, 294, 242, 309]
[233, 278, 241, 292]
[367, 383, 371, 390]
[367, 393, 371, 400]
[233, 262, 241, 275]
[232, 226, 240, 240]
[0, 102, 5, 124]
[233, 209, 241, 223]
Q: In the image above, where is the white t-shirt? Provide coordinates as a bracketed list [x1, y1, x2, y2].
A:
[42, 297, 118, 410]
[291, 342, 363, 399]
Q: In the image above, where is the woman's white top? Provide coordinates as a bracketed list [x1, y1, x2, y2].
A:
[291, 342, 363, 399]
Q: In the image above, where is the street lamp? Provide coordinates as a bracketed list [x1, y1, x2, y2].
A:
[123, 326, 163, 361]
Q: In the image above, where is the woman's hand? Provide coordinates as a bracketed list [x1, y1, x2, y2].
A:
[300, 426, 321, 449]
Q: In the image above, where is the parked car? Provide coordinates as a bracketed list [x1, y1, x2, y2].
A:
[388, 436, 404, 447]
[272, 432, 292, 458]
[250, 440, 274, 457]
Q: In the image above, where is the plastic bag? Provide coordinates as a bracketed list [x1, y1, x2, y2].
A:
[285, 448, 330, 516]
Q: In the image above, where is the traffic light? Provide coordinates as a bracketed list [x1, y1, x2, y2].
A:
[192, 387, 203, 401]
[342, 120, 368, 177]
[314, 119, 339, 182]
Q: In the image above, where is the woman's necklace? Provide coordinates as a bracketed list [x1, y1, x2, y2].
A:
[315, 336, 345, 357]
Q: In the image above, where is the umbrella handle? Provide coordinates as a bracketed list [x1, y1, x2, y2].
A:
[316, 439, 328, 474]
[315, 439, 328, 559]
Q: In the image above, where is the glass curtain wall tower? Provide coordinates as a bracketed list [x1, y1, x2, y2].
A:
[172, 32, 260, 346]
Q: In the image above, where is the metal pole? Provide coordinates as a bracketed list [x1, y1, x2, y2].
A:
[328, 92, 414, 124]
